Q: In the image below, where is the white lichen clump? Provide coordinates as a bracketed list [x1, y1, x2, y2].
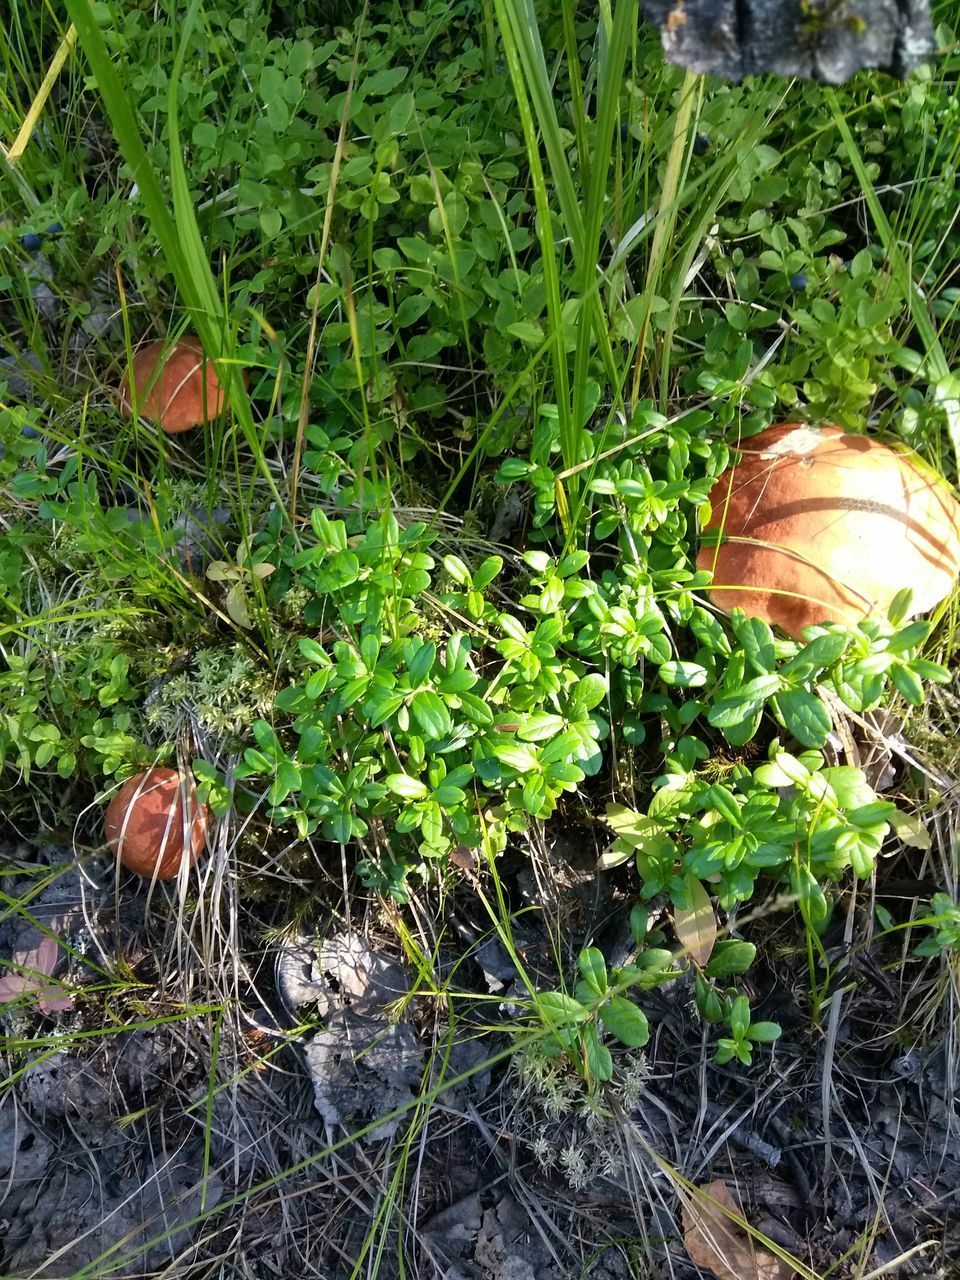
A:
[144, 646, 274, 739]
[510, 1045, 650, 1190]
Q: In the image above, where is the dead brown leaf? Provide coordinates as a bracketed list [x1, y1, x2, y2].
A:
[0, 934, 73, 1015]
[674, 874, 717, 966]
[682, 1180, 795, 1280]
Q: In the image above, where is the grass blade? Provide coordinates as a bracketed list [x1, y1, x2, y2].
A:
[65, 0, 287, 524]
[826, 89, 960, 457]
[493, 0, 575, 487]
[7, 22, 76, 163]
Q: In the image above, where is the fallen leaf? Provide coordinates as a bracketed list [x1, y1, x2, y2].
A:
[0, 934, 73, 1014]
[225, 581, 253, 628]
[887, 808, 931, 851]
[674, 874, 717, 966]
[682, 1180, 795, 1280]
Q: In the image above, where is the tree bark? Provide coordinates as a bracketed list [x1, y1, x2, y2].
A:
[638, 0, 935, 84]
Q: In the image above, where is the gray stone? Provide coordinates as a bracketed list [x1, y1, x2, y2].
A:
[639, 0, 934, 84]
[304, 1009, 423, 1142]
[0, 350, 43, 401]
[277, 930, 409, 1019]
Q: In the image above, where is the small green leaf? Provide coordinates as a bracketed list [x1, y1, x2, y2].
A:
[780, 630, 849, 679]
[887, 587, 914, 625]
[707, 675, 781, 729]
[694, 974, 725, 1023]
[386, 774, 428, 800]
[299, 637, 328, 664]
[443, 555, 471, 586]
[629, 905, 648, 945]
[889, 662, 924, 706]
[714, 1039, 737, 1065]
[538, 991, 587, 1028]
[474, 556, 503, 590]
[674, 875, 716, 966]
[407, 641, 436, 683]
[754, 748, 811, 789]
[225, 582, 253, 629]
[704, 940, 757, 977]
[658, 661, 708, 688]
[794, 864, 829, 926]
[729, 994, 751, 1041]
[577, 947, 608, 998]
[735, 615, 777, 674]
[495, 745, 540, 774]
[747, 1020, 781, 1043]
[888, 808, 931, 850]
[773, 688, 832, 747]
[517, 713, 566, 741]
[410, 690, 451, 739]
[388, 90, 415, 133]
[703, 785, 741, 826]
[599, 996, 650, 1047]
[506, 320, 544, 345]
[573, 672, 608, 710]
[583, 1023, 613, 1082]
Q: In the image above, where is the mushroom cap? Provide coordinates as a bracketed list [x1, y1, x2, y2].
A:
[104, 766, 208, 880]
[119, 336, 229, 434]
[697, 423, 960, 639]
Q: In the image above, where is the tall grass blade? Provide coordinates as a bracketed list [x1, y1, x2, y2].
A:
[493, 0, 575, 486]
[496, 0, 584, 265]
[63, 0, 191, 293]
[572, 0, 633, 437]
[7, 22, 76, 163]
[630, 69, 699, 407]
[167, 0, 226, 327]
[826, 90, 960, 458]
[65, 0, 286, 519]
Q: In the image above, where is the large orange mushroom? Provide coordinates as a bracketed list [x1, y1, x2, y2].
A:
[698, 423, 960, 639]
[105, 766, 208, 880]
[119, 336, 234, 434]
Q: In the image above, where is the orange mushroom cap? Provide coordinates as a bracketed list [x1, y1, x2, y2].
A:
[118, 336, 235, 434]
[697, 423, 960, 639]
[104, 766, 208, 880]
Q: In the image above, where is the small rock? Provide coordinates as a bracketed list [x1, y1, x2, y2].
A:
[277, 930, 408, 1020]
[0, 350, 43, 400]
[305, 1009, 423, 1142]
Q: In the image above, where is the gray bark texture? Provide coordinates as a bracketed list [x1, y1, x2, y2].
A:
[638, 0, 935, 84]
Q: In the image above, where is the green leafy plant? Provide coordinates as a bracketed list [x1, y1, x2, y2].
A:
[533, 941, 675, 1087]
[206, 541, 276, 629]
[1, 0, 958, 1153]
[915, 894, 960, 957]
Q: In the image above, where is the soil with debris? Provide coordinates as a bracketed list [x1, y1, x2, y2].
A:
[2, 813, 960, 1279]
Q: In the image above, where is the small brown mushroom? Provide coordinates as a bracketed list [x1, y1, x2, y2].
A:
[104, 766, 208, 879]
[118, 336, 233, 434]
[698, 423, 960, 638]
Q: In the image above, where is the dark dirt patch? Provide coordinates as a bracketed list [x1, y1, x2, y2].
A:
[3, 821, 960, 1278]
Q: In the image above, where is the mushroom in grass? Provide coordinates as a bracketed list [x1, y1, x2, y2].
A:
[697, 423, 960, 639]
[119, 336, 235, 434]
[105, 766, 208, 880]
